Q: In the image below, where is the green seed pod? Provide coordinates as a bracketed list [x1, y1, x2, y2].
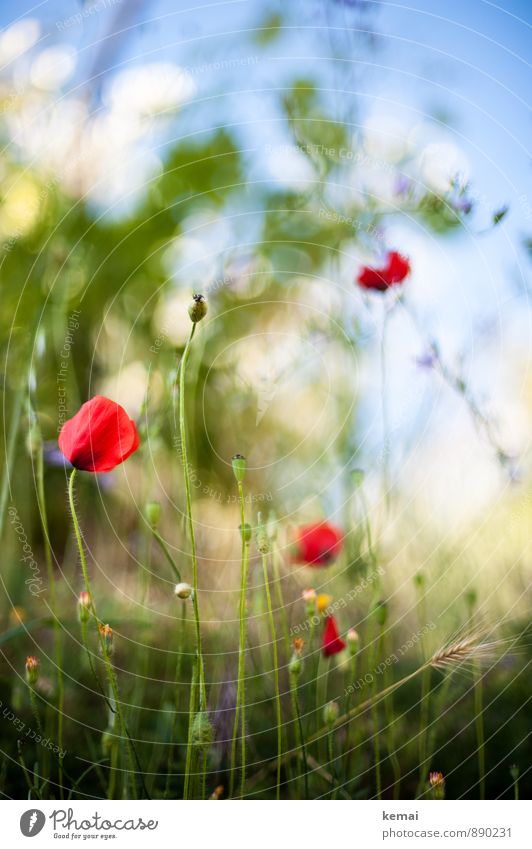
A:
[373, 599, 388, 627]
[323, 700, 339, 727]
[191, 711, 214, 750]
[145, 501, 161, 528]
[239, 522, 252, 544]
[413, 571, 425, 588]
[188, 293, 208, 323]
[351, 468, 365, 488]
[231, 453, 246, 483]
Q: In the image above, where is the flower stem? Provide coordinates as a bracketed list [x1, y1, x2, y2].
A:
[230, 480, 250, 798]
[178, 324, 206, 711]
[150, 528, 182, 583]
[183, 659, 198, 799]
[36, 440, 64, 797]
[68, 467, 139, 799]
[290, 672, 309, 799]
[262, 551, 282, 800]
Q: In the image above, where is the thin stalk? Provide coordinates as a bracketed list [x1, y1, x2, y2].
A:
[68, 468, 139, 799]
[183, 660, 198, 799]
[474, 658, 486, 799]
[344, 651, 358, 782]
[262, 551, 282, 800]
[366, 618, 381, 799]
[164, 602, 187, 799]
[151, 528, 182, 583]
[327, 728, 337, 799]
[272, 545, 290, 660]
[380, 626, 401, 798]
[289, 673, 309, 798]
[415, 579, 431, 796]
[178, 324, 206, 710]
[230, 482, 250, 798]
[36, 442, 64, 797]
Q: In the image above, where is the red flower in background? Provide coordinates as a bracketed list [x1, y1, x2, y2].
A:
[357, 250, 410, 292]
[294, 522, 343, 567]
[322, 615, 346, 657]
[58, 395, 140, 473]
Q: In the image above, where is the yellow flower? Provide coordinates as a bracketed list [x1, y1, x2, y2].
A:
[316, 593, 332, 614]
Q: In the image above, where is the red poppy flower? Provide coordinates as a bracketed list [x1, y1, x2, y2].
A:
[357, 250, 410, 292]
[322, 615, 346, 657]
[294, 522, 343, 567]
[58, 395, 140, 473]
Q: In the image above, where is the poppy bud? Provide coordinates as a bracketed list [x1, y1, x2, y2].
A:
[188, 293, 208, 323]
[323, 700, 339, 727]
[98, 623, 114, 657]
[77, 590, 91, 623]
[210, 784, 224, 800]
[231, 453, 246, 483]
[239, 522, 252, 544]
[347, 628, 360, 655]
[373, 599, 388, 627]
[174, 582, 192, 600]
[413, 571, 425, 588]
[429, 771, 445, 800]
[510, 764, 519, 782]
[465, 588, 478, 611]
[289, 652, 303, 678]
[25, 655, 40, 686]
[145, 500, 161, 528]
[302, 588, 316, 614]
[191, 711, 214, 750]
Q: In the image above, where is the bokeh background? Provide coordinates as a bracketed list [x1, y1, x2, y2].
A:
[0, 0, 530, 799]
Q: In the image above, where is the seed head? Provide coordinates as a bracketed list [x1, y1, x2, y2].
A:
[256, 512, 270, 554]
[231, 453, 247, 483]
[191, 711, 214, 750]
[188, 293, 208, 323]
[25, 655, 40, 686]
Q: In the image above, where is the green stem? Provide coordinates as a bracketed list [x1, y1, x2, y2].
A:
[272, 545, 290, 660]
[178, 324, 206, 711]
[474, 659, 485, 800]
[68, 468, 139, 799]
[183, 660, 198, 799]
[327, 729, 337, 799]
[290, 673, 309, 799]
[262, 551, 282, 800]
[165, 602, 187, 799]
[230, 482, 250, 798]
[151, 527, 182, 583]
[380, 627, 401, 798]
[36, 442, 64, 798]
